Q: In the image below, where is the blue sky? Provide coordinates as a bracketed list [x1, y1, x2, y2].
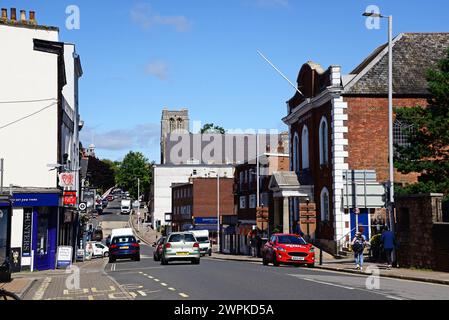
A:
[3, 0, 449, 162]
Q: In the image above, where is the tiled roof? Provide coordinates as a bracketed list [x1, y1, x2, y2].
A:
[344, 33, 449, 95]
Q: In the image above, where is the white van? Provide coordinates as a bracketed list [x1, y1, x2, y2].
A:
[191, 230, 212, 256]
[121, 199, 132, 215]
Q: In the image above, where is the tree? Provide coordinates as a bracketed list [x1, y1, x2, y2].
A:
[86, 156, 116, 193]
[115, 152, 153, 199]
[200, 123, 226, 134]
[394, 49, 449, 198]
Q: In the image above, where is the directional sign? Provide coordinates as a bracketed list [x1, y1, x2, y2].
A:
[78, 202, 87, 212]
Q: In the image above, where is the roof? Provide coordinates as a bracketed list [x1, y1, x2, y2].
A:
[269, 171, 300, 189]
[344, 33, 449, 95]
[0, 19, 59, 32]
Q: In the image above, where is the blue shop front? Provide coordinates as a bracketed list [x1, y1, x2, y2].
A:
[11, 191, 61, 271]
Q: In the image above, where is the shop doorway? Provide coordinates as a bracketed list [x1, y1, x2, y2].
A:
[34, 207, 57, 271]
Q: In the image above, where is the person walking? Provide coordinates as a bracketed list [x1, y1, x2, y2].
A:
[381, 227, 396, 269]
[351, 232, 366, 271]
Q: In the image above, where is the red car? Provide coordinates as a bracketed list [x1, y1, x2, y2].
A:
[262, 234, 315, 268]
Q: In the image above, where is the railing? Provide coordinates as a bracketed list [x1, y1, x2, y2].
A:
[335, 224, 384, 255]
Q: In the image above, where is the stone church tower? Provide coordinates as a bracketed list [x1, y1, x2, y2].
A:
[160, 109, 190, 164]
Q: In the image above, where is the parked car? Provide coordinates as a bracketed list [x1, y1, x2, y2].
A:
[262, 234, 315, 268]
[109, 235, 140, 263]
[89, 241, 109, 258]
[152, 236, 166, 261]
[161, 232, 201, 265]
[191, 230, 212, 256]
[91, 228, 104, 242]
[121, 199, 132, 215]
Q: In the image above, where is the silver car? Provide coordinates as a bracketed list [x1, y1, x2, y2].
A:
[161, 232, 201, 265]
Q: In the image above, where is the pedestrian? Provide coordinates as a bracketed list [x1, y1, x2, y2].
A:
[381, 227, 396, 269]
[250, 229, 257, 257]
[351, 231, 366, 271]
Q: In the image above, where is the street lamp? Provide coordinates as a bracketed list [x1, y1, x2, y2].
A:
[363, 11, 395, 233]
[209, 170, 220, 253]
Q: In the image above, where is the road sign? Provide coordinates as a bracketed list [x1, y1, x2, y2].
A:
[78, 202, 87, 212]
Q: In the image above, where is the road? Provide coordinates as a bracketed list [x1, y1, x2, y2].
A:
[101, 199, 449, 300]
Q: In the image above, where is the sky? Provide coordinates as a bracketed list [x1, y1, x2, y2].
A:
[2, 0, 449, 162]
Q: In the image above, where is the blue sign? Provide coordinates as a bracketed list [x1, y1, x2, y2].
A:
[12, 193, 60, 207]
[194, 217, 218, 225]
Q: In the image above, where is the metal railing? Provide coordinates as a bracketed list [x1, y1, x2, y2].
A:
[335, 224, 385, 255]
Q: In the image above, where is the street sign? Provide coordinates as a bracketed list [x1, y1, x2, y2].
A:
[58, 172, 75, 188]
[78, 202, 87, 212]
[63, 191, 77, 206]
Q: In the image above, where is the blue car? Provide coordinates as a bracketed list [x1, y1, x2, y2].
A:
[108, 235, 140, 263]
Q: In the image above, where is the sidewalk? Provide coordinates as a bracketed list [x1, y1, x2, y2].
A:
[129, 213, 161, 245]
[14, 258, 132, 300]
[0, 277, 36, 298]
[210, 250, 449, 286]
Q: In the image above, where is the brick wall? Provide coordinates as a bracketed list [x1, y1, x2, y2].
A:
[344, 96, 428, 184]
[396, 193, 449, 271]
[193, 178, 234, 219]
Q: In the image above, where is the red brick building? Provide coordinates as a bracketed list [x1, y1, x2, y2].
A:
[283, 33, 449, 253]
[171, 177, 234, 236]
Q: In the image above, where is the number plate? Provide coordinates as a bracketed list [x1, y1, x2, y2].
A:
[176, 252, 189, 256]
[292, 256, 305, 261]
[121, 246, 129, 250]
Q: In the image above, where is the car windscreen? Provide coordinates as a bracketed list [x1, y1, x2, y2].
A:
[196, 237, 209, 243]
[113, 236, 136, 244]
[277, 235, 307, 245]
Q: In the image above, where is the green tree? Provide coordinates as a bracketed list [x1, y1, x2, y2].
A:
[394, 49, 449, 198]
[116, 152, 152, 199]
[200, 123, 226, 134]
[86, 156, 116, 193]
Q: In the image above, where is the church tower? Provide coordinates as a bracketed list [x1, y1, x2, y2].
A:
[160, 109, 190, 164]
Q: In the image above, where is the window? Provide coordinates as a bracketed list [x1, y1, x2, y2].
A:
[249, 194, 257, 209]
[301, 126, 310, 169]
[293, 133, 300, 172]
[393, 120, 414, 150]
[319, 117, 329, 166]
[320, 187, 330, 222]
[240, 196, 247, 209]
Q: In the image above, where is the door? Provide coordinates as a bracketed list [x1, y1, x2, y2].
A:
[34, 207, 57, 271]
[350, 208, 370, 240]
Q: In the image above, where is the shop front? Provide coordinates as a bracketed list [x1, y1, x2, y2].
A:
[0, 195, 12, 282]
[11, 191, 61, 272]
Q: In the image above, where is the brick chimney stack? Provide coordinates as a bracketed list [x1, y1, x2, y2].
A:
[29, 11, 36, 25]
[10, 8, 17, 22]
[1, 8, 7, 22]
[20, 10, 26, 23]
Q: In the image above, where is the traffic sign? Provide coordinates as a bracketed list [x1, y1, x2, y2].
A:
[78, 202, 87, 212]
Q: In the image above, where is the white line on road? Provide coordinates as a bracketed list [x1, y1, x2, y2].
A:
[137, 291, 147, 297]
[179, 293, 189, 298]
[148, 276, 154, 279]
[154, 279, 160, 282]
[161, 283, 167, 287]
[168, 287, 176, 291]
[301, 277, 355, 290]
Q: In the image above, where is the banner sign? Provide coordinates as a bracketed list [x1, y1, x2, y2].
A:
[22, 209, 32, 257]
[194, 217, 218, 225]
[56, 246, 73, 268]
[59, 172, 75, 188]
[63, 191, 77, 206]
[12, 193, 60, 207]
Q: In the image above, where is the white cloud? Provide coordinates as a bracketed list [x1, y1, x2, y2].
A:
[130, 3, 191, 32]
[80, 123, 160, 151]
[145, 60, 169, 80]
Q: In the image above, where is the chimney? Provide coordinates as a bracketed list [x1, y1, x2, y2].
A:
[20, 10, 26, 23]
[29, 11, 36, 24]
[10, 8, 17, 22]
[1, 8, 7, 22]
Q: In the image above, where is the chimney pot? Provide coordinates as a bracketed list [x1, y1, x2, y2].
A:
[20, 10, 26, 23]
[1, 8, 7, 21]
[29, 11, 36, 24]
[10, 8, 17, 22]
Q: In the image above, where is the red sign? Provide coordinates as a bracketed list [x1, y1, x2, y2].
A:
[63, 191, 77, 206]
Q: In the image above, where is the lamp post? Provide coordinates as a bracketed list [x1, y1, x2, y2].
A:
[363, 11, 395, 233]
[209, 170, 220, 253]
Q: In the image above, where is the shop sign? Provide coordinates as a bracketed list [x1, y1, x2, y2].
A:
[56, 246, 73, 269]
[22, 210, 32, 257]
[63, 191, 77, 207]
[59, 172, 75, 188]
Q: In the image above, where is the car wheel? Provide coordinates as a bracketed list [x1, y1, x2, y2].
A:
[307, 263, 315, 268]
[208, 251, 212, 257]
[273, 253, 280, 267]
[161, 257, 168, 265]
[191, 259, 200, 265]
[104, 252, 110, 258]
[134, 255, 141, 262]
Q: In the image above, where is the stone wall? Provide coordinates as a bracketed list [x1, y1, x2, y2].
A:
[396, 193, 449, 271]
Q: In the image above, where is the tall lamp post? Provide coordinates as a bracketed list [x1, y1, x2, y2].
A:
[363, 11, 395, 233]
[209, 170, 221, 253]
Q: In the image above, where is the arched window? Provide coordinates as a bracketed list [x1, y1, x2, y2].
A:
[169, 118, 176, 131]
[177, 118, 183, 130]
[320, 187, 330, 222]
[319, 117, 329, 166]
[301, 126, 309, 169]
[293, 133, 300, 173]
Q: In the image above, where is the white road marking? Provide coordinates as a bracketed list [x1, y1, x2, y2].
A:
[386, 295, 404, 300]
[137, 290, 147, 297]
[168, 287, 176, 291]
[148, 276, 154, 279]
[154, 279, 160, 282]
[161, 283, 167, 287]
[301, 277, 355, 290]
[179, 293, 189, 298]
[32, 277, 52, 300]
